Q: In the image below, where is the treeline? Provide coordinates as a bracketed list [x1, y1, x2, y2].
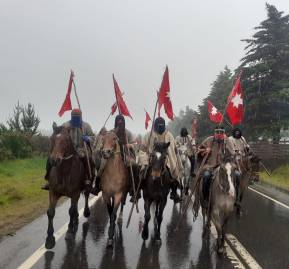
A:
[169, 3, 289, 142]
[0, 103, 49, 161]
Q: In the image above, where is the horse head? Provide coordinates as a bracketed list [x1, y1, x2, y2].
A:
[150, 142, 170, 181]
[101, 131, 120, 159]
[218, 159, 237, 198]
[50, 123, 74, 166]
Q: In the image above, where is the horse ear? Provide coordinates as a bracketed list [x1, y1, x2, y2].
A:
[52, 122, 57, 133]
[165, 142, 170, 148]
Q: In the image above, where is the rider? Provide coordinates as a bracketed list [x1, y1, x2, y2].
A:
[197, 126, 236, 202]
[228, 127, 251, 157]
[42, 108, 95, 190]
[141, 117, 183, 203]
[175, 127, 196, 176]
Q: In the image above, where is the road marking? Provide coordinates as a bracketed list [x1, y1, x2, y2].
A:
[226, 234, 262, 269]
[210, 226, 245, 269]
[17, 194, 101, 269]
[249, 187, 289, 210]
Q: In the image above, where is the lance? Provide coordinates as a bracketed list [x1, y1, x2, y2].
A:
[174, 150, 210, 231]
[126, 90, 160, 228]
[72, 79, 93, 181]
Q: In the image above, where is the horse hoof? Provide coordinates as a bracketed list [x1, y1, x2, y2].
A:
[106, 239, 114, 249]
[155, 238, 162, 245]
[45, 236, 56, 249]
[84, 208, 90, 218]
[65, 231, 75, 241]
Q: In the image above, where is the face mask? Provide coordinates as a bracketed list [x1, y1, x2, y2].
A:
[234, 132, 241, 139]
[214, 133, 225, 142]
[156, 124, 166, 134]
[71, 115, 82, 128]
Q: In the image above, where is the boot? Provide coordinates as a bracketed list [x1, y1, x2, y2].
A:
[170, 188, 182, 203]
[41, 182, 49, 190]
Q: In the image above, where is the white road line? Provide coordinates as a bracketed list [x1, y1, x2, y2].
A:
[17, 194, 101, 269]
[226, 234, 262, 269]
[210, 226, 245, 269]
[248, 187, 289, 210]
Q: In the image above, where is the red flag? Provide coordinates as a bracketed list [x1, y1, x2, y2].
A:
[111, 102, 117, 115]
[158, 66, 174, 120]
[113, 74, 133, 119]
[191, 118, 197, 139]
[144, 110, 151, 130]
[226, 75, 244, 125]
[58, 71, 74, 117]
[208, 100, 223, 123]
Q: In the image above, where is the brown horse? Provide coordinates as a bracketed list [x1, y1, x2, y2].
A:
[99, 131, 129, 248]
[45, 123, 91, 249]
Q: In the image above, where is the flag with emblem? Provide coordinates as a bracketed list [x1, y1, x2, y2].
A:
[157, 66, 174, 120]
[208, 100, 223, 123]
[58, 70, 74, 117]
[226, 74, 244, 125]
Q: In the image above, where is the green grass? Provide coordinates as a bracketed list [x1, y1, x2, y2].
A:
[260, 164, 289, 190]
[0, 157, 49, 237]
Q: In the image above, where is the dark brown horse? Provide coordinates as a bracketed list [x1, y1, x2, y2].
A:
[99, 131, 129, 248]
[45, 123, 91, 249]
[141, 142, 171, 243]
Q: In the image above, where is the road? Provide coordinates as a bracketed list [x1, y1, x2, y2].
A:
[0, 183, 288, 269]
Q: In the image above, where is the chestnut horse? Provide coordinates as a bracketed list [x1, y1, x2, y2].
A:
[100, 131, 129, 248]
[45, 123, 91, 249]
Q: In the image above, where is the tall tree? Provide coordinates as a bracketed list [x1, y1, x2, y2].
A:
[240, 3, 289, 140]
[21, 103, 40, 136]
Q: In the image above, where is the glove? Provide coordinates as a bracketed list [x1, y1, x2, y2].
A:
[82, 135, 90, 143]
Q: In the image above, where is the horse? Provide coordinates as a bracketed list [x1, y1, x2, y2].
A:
[234, 153, 253, 215]
[141, 142, 171, 243]
[196, 156, 236, 254]
[45, 123, 91, 249]
[178, 144, 191, 196]
[99, 131, 129, 248]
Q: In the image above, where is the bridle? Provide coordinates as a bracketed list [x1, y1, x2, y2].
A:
[100, 132, 121, 159]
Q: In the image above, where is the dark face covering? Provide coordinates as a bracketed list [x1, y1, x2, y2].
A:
[232, 128, 242, 139]
[115, 115, 126, 145]
[181, 128, 188, 137]
[154, 117, 166, 135]
[70, 114, 82, 128]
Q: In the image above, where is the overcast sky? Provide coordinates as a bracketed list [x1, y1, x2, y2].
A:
[1, 0, 289, 135]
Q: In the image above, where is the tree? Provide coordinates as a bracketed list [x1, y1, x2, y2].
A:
[21, 103, 40, 136]
[6, 102, 40, 137]
[240, 3, 289, 140]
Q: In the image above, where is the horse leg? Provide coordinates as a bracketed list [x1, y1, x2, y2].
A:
[83, 188, 90, 218]
[45, 191, 60, 249]
[142, 199, 151, 241]
[117, 191, 127, 225]
[66, 194, 80, 240]
[155, 198, 167, 243]
[107, 193, 122, 248]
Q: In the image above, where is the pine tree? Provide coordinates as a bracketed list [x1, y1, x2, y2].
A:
[240, 3, 289, 140]
[21, 103, 40, 136]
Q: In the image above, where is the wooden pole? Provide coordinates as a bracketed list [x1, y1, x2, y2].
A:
[72, 79, 92, 179]
[126, 90, 160, 228]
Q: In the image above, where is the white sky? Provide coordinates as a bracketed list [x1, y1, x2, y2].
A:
[1, 0, 289, 135]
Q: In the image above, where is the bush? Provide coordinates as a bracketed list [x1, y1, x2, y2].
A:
[31, 135, 50, 155]
[0, 132, 32, 159]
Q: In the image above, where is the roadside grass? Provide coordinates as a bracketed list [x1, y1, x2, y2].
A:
[260, 164, 289, 191]
[0, 157, 49, 238]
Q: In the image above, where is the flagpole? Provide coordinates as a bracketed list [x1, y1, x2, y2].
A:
[72, 77, 93, 180]
[126, 90, 160, 228]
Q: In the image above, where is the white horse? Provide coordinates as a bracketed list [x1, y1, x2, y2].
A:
[178, 144, 191, 196]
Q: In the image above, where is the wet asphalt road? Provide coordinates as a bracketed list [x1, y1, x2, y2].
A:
[0, 183, 288, 269]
